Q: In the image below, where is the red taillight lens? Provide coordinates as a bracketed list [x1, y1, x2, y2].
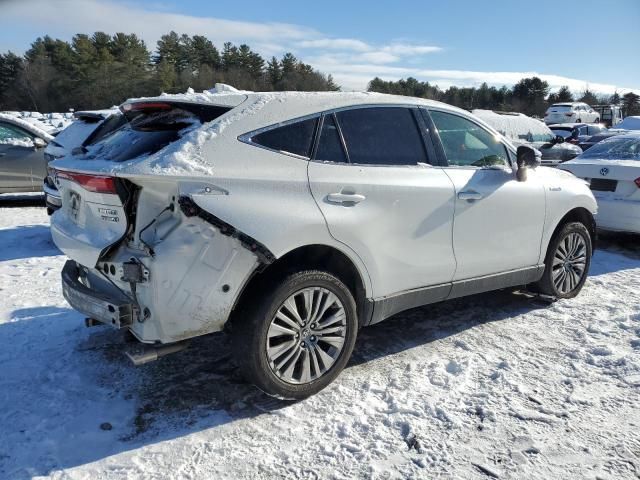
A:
[55, 170, 117, 194]
[635, 177, 640, 188]
[121, 102, 172, 112]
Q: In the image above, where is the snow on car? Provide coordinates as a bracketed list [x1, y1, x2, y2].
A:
[560, 132, 640, 233]
[49, 87, 598, 399]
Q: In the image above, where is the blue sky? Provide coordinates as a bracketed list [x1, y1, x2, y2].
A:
[1, 0, 639, 94]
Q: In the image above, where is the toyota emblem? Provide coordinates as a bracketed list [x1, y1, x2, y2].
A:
[600, 167, 609, 176]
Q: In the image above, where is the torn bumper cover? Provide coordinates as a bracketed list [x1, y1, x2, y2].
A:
[61, 260, 137, 328]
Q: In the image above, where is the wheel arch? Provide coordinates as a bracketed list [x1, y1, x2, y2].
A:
[546, 207, 596, 258]
[228, 244, 372, 328]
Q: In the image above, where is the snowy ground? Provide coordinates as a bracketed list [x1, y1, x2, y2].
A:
[0, 203, 639, 480]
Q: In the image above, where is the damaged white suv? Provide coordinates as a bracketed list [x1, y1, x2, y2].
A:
[51, 88, 597, 398]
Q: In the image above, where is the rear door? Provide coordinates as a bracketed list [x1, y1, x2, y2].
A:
[426, 109, 546, 281]
[308, 106, 456, 299]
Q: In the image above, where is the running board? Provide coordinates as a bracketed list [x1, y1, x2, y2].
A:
[125, 341, 190, 365]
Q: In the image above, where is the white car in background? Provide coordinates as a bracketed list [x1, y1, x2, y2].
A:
[545, 102, 600, 125]
[43, 109, 123, 213]
[50, 89, 597, 398]
[560, 132, 640, 233]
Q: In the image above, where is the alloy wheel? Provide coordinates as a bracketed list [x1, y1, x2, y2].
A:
[552, 232, 587, 294]
[266, 287, 347, 385]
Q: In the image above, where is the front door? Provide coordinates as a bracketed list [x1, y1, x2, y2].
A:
[427, 109, 546, 281]
[308, 106, 457, 299]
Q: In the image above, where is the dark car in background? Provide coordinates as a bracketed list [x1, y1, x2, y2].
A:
[550, 123, 608, 145]
[472, 110, 582, 166]
[44, 109, 123, 213]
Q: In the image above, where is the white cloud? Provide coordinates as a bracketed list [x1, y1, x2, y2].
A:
[0, 0, 636, 96]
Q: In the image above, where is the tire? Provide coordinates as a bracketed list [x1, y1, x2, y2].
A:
[576, 118, 582, 123]
[535, 222, 592, 299]
[594, 118, 600, 123]
[232, 270, 358, 399]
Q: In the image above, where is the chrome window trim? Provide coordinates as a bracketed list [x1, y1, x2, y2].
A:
[238, 103, 436, 167]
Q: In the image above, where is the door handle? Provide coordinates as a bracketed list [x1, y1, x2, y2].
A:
[327, 192, 366, 205]
[458, 190, 483, 201]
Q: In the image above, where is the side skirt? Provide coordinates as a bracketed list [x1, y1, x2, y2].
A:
[367, 265, 545, 325]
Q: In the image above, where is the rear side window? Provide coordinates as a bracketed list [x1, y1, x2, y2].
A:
[314, 114, 347, 163]
[251, 118, 318, 157]
[335, 107, 428, 165]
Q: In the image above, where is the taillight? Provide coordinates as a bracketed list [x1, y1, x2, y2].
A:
[635, 177, 640, 188]
[121, 102, 172, 112]
[55, 170, 117, 194]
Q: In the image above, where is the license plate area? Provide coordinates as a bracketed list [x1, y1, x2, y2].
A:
[589, 178, 617, 192]
[68, 190, 82, 222]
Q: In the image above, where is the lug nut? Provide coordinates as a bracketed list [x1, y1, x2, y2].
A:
[310, 336, 316, 341]
[311, 323, 317, 329]
[300, 342, 306, 348]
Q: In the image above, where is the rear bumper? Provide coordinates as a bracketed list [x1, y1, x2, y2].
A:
[594, 197, 640, 234]
[61, 260, 137, 328]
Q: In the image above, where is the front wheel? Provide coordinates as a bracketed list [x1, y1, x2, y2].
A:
[535, 222, 592, 299]
[233, 270, 358, 399]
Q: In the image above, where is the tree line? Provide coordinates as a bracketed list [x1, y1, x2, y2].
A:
[1, 31, 639, 118]
[367, 76, 640, 117]
[0, 31, 339, 112]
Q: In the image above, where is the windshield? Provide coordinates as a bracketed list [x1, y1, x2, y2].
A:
[549, 105, 572, 112]
[579, 136, 640, 160]
[550, 127, 573, 139]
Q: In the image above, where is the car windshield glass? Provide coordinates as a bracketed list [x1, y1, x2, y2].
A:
[579, 136, 640, 160]
[550, 127, 573, 139]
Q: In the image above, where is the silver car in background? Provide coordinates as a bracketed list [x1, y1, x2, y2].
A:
[0, 113, 51, 194]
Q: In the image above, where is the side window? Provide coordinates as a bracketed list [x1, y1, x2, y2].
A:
[0, 122, 33, 142]
[335, 107, 428, 166]
[251, 117, 318, 157]
[430, 110, 509, 168]
[314, 114, 347, 163]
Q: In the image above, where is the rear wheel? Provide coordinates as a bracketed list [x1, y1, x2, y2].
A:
[576, 118, 582, 123]
[233, 270, 358, 399]
[535, 222, 592, 299]
[594, 117, 600, 123]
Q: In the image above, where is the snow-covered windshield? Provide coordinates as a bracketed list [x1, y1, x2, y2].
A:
[0, 122, 35, 147]
[579, 136, 640, 160]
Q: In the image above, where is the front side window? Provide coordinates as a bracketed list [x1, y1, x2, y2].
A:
[335, 107, 428, 166]
[314, 114, 347, 163]
[430, 111, 509, 168]
[251, 117, 318, 157]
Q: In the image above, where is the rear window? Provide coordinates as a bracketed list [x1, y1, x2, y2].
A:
[251, 118, 318, 157]
[82, 103, 230, 162]
[551, 127, 573, 139]
[551, 105, 573, 112]
[580, 136, 640, 160]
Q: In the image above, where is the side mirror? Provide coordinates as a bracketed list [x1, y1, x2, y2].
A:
[554, 135, 565, 144]
[33, 137, 47, 149]
[516, 145, 541, 181]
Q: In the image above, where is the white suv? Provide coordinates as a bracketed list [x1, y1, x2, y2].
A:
[545, 102, 600, 125]
[50, 90, 597, 398]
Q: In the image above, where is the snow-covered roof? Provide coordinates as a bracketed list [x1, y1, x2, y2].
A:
[472, 109, 552, 141]
[0, 113, 54, 141]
